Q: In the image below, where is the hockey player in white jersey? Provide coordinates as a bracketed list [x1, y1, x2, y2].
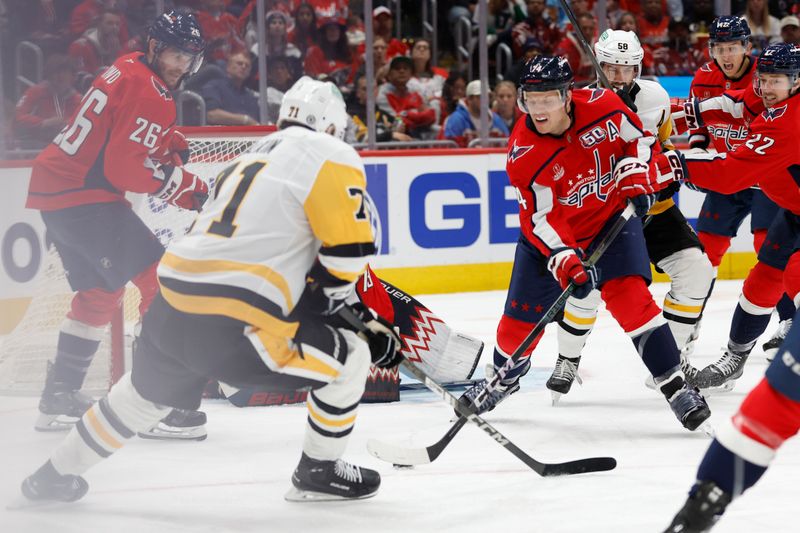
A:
[19, 77, 402, 504]
[546, 30, 714, 401]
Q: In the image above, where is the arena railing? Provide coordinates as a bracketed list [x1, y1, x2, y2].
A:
[15, 41, 43, 100]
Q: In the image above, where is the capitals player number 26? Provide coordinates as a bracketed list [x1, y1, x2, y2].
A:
[53, 88, 108, 155]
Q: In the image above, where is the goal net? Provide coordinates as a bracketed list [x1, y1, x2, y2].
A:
[0, 127, 272, 395]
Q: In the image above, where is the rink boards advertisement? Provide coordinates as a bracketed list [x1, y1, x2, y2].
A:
[0, 150, 756, 333]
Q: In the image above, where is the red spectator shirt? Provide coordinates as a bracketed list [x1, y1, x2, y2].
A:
[506, 88, 657, 256]
[303, 46, 360, 84]
[555, 33, 595, 84]
[69, 0, 129, 41]
[28, 53, 178, 211]
[510, 17, 562, 55]
[14, 83, 82, 140]
[637, 16, 669, 48]
[681, 94, 800, 216]
[196, 10, 245, 62]
[69, 30, 125, 75]
[376, 83, 436, 131]
[688, 58, 757, 151]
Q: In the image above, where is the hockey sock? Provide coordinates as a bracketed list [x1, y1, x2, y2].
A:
[729, 302, 772, 348]
[50, 373, 170, 476]
[48, 319, 104, 392]
[696, 439, 768, 498]
[657, 248, 713, 349]
[557, 290, 600, 358]
[776, 294, 795, 322]
[492, 348, 531, 384]
[494, 314, 542, 383]
[632, 323, 682, 380]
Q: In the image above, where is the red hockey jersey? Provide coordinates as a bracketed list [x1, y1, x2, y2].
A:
[27, 53, 178, 211]
[688, 58, 757, 151]
[682, 93, 800, 215]
[507, 88, 658, 257]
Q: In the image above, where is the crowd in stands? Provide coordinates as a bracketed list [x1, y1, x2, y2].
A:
[3, 0, 800, 151]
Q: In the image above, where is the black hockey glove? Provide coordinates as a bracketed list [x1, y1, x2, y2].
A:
[349, 304, 403, 369]
[615, 87, 638, 113]
[292, 260, 353, 319]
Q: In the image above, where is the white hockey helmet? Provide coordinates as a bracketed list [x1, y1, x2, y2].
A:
[594, 29, 644, 73]
[277, 76, 349, 140]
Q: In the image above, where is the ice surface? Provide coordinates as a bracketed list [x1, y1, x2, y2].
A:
[1, 280, 797, 533]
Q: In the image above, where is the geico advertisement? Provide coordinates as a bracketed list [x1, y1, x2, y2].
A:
[0, 156, 758, 299]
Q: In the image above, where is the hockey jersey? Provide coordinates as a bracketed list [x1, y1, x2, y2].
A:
[682, 93, 800, 215]
[688, 58, 757, 151]
[157, 126, 376, 338]
[27, 52, 178, 211]
[507, 88, 658, 257]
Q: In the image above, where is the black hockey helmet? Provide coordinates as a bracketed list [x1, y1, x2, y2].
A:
[148, 9, 206, 75]
[517, 56, 573, 113]
[708, 16, 751, 44]
[754, 43, 800, 96]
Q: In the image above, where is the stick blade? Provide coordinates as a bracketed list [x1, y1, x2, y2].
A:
[367, 438, 433, 465]
[540, 457, 617, 477]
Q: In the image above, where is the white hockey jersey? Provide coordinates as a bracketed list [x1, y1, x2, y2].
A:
[156, 126, 375, 337]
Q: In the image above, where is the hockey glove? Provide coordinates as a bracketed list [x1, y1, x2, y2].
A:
[293, 259, 354, 319]
[154, 166, 208, 211]
[613, 157, 658, 217]
[350, 304, 403, 369]
[154, 130, 191, 166]
[548, 249, 597, 300]
[670, 99, 701, 135]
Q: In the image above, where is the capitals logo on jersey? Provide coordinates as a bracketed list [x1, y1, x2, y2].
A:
[558, 150, 616, 208]
[508, 140, 533, 162]
[764, 104, 789, 121]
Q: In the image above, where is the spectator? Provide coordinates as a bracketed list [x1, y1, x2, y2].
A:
[288, 2, 318, 54]
[203, 51, 262, 126]
[555, 12, 597, 84]
[368, 36, 390, 85]
[505, 36, 544, 83]
[485, 0, 524, 47]
[13, 54, 81, 146]
[304, 16, 359, 89]
[637, 0, 670, 48]
[742, 0, 782, 51]
[267, 55, 296, 92]
[373, 6, 408, 59]
[376, 55, 436, 139]
[251, 10, 301, 60]
[306, 0, 349, 20]
[197, 0, 246, 64]
[492, 79, 523, 131]
[443, 80, 509, 148]
[781, 15, 800, 44]
[650, 18, 706, 75]
[616, 11, 638, 32]
[408, 38, 449, 107]
[347, 73, 412, 143]
[442, 70, 469, 119]
[69, 0, 129, 41]
[511, 0, 562, 56]
[68, 9, 124, 76]
[686, 0, 716, 35]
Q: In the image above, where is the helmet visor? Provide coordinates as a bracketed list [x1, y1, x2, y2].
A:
[600, 63, 638, 88]
[709, 42, 747, 59]
[753, 72, 795, 94]
[158, 45, 204, 76]
[523, 90, 567, 113]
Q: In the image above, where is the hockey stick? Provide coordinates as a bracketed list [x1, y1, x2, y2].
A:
[367, 203, 636, 465]
[557, 0, 614, 90]
[338, 306, 617, 476]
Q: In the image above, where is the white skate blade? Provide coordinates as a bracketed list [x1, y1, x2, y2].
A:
[367, 438, 431, 465]
[644, 375, 656, 390]
[700, 381, 736, 397]
[138, 423, 207, 441]
[695, 421, 715, 438]
[550, 391, 563, 406]
[34, 413, 78, 432]
[284, 487, 377, 502]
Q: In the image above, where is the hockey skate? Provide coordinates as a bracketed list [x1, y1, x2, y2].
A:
[663, 480, 732, 533]
[762, 318, 791, 362]
[20, 461, 88, 504]
[285, 453, 380, 502]
[138, 409, 208, 441]
[645, 357, 700, 391]
[546, 355, 582, 405]
[667, 385, 711, 432]
[35, 362, 94, 432]
[695, 347, 750, 390]
[456, 360, 529, 416]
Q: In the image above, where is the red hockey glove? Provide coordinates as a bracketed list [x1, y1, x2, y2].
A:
[547, 249, 597, 299]
[655, 150, 688, 184]
[670, 99, 702, 135]
[613, 157, 657, 217]
[154, 166, 208, 211]
[153, 130, 191, 166]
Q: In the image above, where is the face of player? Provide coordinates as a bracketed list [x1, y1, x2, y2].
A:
[710, 41, 750, 77]
[524, 89, 571, 135]
[756, 73, 798, 107]
[152, 44, 198, 89]
[601, 63, 637, 90]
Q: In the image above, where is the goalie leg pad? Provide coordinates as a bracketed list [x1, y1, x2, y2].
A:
[50, 373, 170, 476]
[302, 329, 370, 461]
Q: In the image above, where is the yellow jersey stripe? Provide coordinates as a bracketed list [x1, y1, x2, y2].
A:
[86, 407, 123, 450]
[648, 198, 675, 215]
[664, 300, 703, 314]
[250, 328, 340, 379]
[563, 310, 597, 326]
[307, 402, 357, 428]
[160, 285, 299, 339]
[161, 252, 293, 309]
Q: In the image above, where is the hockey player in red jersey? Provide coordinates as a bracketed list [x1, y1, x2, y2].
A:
[26, 11, 209, 433]
[458, 56, 711, 432]
[657, 43, 800, 390]
[663, 308, 800, 532]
